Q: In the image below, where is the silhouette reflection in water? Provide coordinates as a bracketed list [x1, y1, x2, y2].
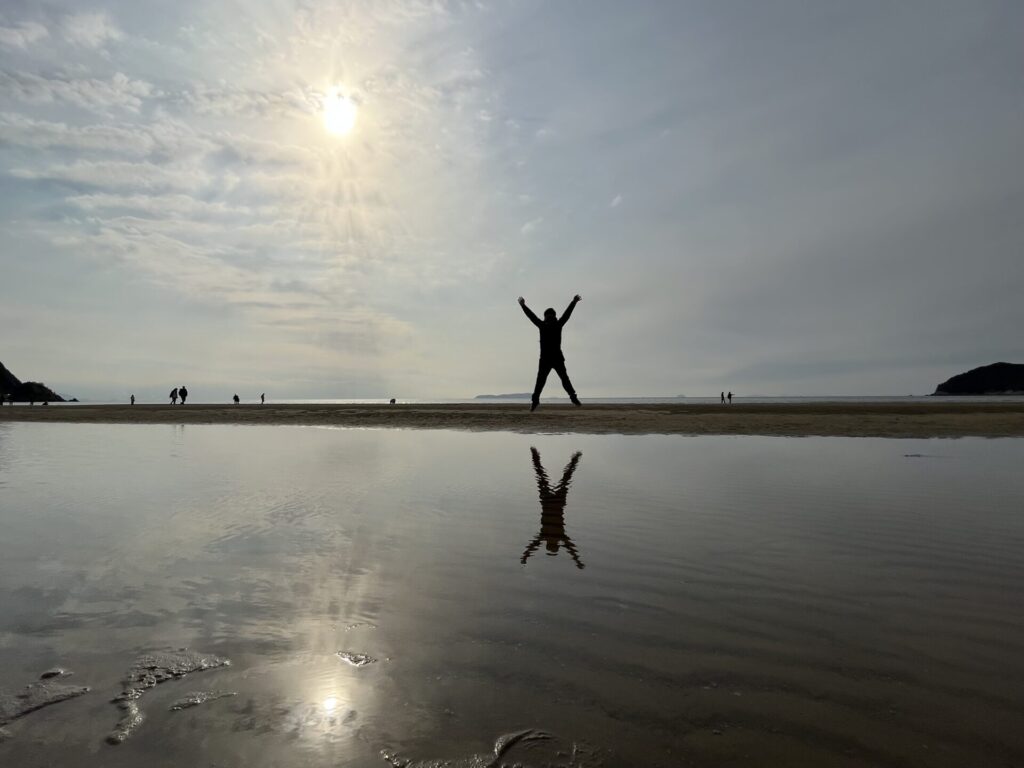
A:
[521, 447, 585, 569]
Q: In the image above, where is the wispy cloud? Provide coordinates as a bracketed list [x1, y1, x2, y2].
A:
[0, 20, 48, 49]
[61, 12, 121, 49]
[520, 217, 543, 235]
[0, 71, 154, 112]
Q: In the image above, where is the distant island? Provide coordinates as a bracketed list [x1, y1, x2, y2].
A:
[475, 393, 531, 399]
[933, 362, 1024, 395]
[0, 360, 66, 403]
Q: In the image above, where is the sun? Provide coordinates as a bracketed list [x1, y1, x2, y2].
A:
[323, 88, 357, 136]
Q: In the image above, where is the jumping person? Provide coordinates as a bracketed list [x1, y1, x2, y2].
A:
[518, 294, 582, 411]
[521, 447, 585, 569]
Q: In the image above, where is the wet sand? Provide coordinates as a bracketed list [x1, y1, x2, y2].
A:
[3, 401, 1024, 437]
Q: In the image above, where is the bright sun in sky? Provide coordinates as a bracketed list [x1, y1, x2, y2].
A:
[323, 88, 357, 136]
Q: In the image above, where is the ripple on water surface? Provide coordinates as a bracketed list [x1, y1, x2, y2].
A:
[1, 425, 1023, 767]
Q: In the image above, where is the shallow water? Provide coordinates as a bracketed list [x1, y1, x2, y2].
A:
[1, 423, 1022, 767]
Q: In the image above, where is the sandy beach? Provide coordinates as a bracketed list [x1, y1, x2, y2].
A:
[3, 401, 1023, 437]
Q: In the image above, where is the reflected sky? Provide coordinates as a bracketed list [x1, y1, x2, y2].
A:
[1, 424, 1024, 767]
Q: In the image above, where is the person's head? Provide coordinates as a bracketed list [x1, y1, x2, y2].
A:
[543, 307, 557, 322]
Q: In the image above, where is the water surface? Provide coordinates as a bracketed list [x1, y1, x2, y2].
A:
[1, 424, 1022, 766]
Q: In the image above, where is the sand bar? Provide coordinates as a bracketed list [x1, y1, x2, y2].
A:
[3, 401, 1024, 437]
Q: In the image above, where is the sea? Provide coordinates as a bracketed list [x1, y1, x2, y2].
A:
[1, 423, 1023, 767]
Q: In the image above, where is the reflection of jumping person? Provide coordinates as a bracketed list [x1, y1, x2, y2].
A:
[521, 447, 585, 569]
[518, 295, 582, 412]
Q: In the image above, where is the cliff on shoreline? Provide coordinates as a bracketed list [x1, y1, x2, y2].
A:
[0, 361, 66, 403]
[933, 362, 1024, 395]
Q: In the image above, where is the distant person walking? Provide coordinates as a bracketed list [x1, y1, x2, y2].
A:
[260, 392, 265, 405]
[169, 387, 178, 405]
[727, 391, 733, 404]
[233, 393, 240, 405]
[130, 394, 135, 406]
[720, 391, 725, 404]
[179, 385, 188, 404]
[518, 294, 583, 412]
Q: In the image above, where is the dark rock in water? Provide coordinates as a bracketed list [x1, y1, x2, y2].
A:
[113, 649, 231, 703]
[107, 649, 230, 744]
[168, 690, 236, 711]
[0, 679, 91, 727]
[381, 729, 598, 768]
[337, 651, 376, 667]
[107, 701, 144, 745]
[39, 667, 72, 680]
[933, 362, 1024, 395]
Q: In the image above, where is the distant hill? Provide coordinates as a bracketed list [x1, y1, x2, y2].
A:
[933, 362, 1024, 395]
[0, 361, 66, 402]
[474, 392, 531, 399]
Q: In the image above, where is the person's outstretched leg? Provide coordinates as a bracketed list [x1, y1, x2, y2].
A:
[532, 361, 552, 411]
[553, 361, 581, 406]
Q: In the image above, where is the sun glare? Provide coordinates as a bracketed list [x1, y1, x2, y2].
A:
[323, 88, 357, 136]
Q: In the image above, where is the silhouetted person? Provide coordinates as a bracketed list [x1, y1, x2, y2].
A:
[233, 393, 240, 405]
[169, 387, 178, 405]
[518, 294, 582, 411]
[521, 447, 585, 569]
[130, 394, 135, 406]
[179, 385, 188, 404]
[389, 398, 396, 404]
[260, 392, 265, 405]
[720, 391, 725, 404]
[727, 391, 733, 404]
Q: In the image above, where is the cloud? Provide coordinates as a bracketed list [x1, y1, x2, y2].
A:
[61, 12, 121, 49]
[0, 71, 154, 113]
[0, 112, 156, 155]
[609, 194, 622, 208]
[0, 20, 48, 49]
[10, 160, 210, 192]
[520, 217, 543, 235]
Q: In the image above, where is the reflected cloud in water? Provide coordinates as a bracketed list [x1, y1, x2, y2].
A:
[522, 447, 585, 569]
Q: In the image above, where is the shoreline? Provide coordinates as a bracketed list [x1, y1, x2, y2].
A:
[3, 402, 1024, 437]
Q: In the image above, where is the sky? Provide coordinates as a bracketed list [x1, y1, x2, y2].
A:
[1, 0, 1023, 400]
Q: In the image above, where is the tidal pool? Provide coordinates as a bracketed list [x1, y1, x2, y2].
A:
[1, 423, 1022, 767]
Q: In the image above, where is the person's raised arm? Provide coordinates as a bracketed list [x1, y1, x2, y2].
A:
[518, 296, 541, 326]
[559, 294, 582, 326]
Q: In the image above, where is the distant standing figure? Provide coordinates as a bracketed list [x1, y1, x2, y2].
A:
[179, 385, 188, 405]
[727, 391, 733, 404]
[260, 392, 265, 405]
[130, 394, 135, 406]
[170, 387, 178, 405]
[518, 294, 583, 412]
[720, 391, 725, 404]
[233, 393, 240, 405]
[389, 398, 396, 404]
